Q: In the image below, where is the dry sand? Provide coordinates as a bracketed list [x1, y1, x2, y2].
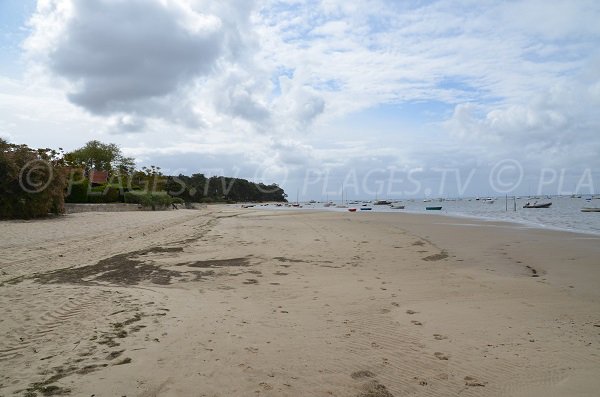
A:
[1, 207, 599, 396]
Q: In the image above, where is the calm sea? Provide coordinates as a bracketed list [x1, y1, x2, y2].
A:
[281, 196, 600, 235]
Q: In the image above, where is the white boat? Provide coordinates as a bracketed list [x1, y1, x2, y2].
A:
[523, 202, 552, 209]
[581, 207, 600, 212]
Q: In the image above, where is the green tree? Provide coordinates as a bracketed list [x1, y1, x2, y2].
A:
[1, 139, 68, 219]
[68, 140, 134, 173]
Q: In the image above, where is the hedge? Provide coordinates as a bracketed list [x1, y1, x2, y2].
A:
[65, 179, 89, 203]
[124, 191, 177, 210]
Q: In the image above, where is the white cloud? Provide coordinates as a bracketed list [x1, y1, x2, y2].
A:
[274, 75, 325, 129]
[445, 63, 600, 170]
[2, 0, 599, 196]
[26, 0, 224, 119]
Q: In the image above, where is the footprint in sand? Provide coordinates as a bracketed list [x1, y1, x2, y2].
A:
[259, 382, 273, 390]
[422, 251, 449, 261]
[113, 357, 132, 365]
[413, 376, 428, 386]
[411, 320, 423, 326]
[464, 376, 486, 387]
[351, 370, 375, 379]
[359, 380, 394, 397]
[434, 352, 449, 360]
[433, 334, 448, 340]
[105, 350, 125, 360]
[406, 309, 418, 315]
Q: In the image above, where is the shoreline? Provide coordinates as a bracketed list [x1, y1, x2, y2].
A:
[248, 204, 600, 237]
[1, 207, 599, 396]
[413, 208, 600, 237]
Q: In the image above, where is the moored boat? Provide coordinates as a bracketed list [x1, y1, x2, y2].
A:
[426, 206, 442, 210]
[581, 207, 600, 212]
[523, 202, 552, 209]
[374, 200, 392, 205]
[348, 208, 357, 212]
[360, 207, 372, 211]
[390, 205, 405, 209]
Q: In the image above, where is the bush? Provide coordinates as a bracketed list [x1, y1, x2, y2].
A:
[87, 185, 121, 203]
[65, 181, 123, 204]
[0, 140, 67, 219]
[65, 178, 89, 203]
[124, 191, 175, 210]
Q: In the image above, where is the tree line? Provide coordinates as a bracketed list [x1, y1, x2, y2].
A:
[1, 139, 287, 219]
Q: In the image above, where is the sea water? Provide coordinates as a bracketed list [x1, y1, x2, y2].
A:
[291, 196, 600, 235]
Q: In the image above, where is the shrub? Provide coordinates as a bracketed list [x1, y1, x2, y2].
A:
[65, 181, 122, 204]
[86, 185, 121, 203]
[0, 140, 67, 219]
[105, 187, 120, 203]
[65, 178, 89, 203]
[124, 191, 175, 210]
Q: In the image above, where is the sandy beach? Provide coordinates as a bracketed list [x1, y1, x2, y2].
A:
[1, 207, 599, 396]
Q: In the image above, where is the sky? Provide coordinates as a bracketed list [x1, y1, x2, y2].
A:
[1, 0, 599, 199]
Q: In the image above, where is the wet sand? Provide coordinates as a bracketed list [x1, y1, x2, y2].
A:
[1, 207, 599, 396]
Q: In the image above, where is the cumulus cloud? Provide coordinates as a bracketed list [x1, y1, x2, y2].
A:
[25, 0, 599, 139]
[274, 75, 326, 129]
[6, 0, 599, 196]
[29, 0, 223, 116]
[22, 0, 332, 135]
[444, 64, 600, 170]
[107, 114, 146, 134]
[23, 0, 265, 133]
[270, 138, 318, 167]
[210, 66, 271, 122]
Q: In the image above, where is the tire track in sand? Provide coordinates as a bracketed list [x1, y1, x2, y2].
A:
[0, 288, 114, 361]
